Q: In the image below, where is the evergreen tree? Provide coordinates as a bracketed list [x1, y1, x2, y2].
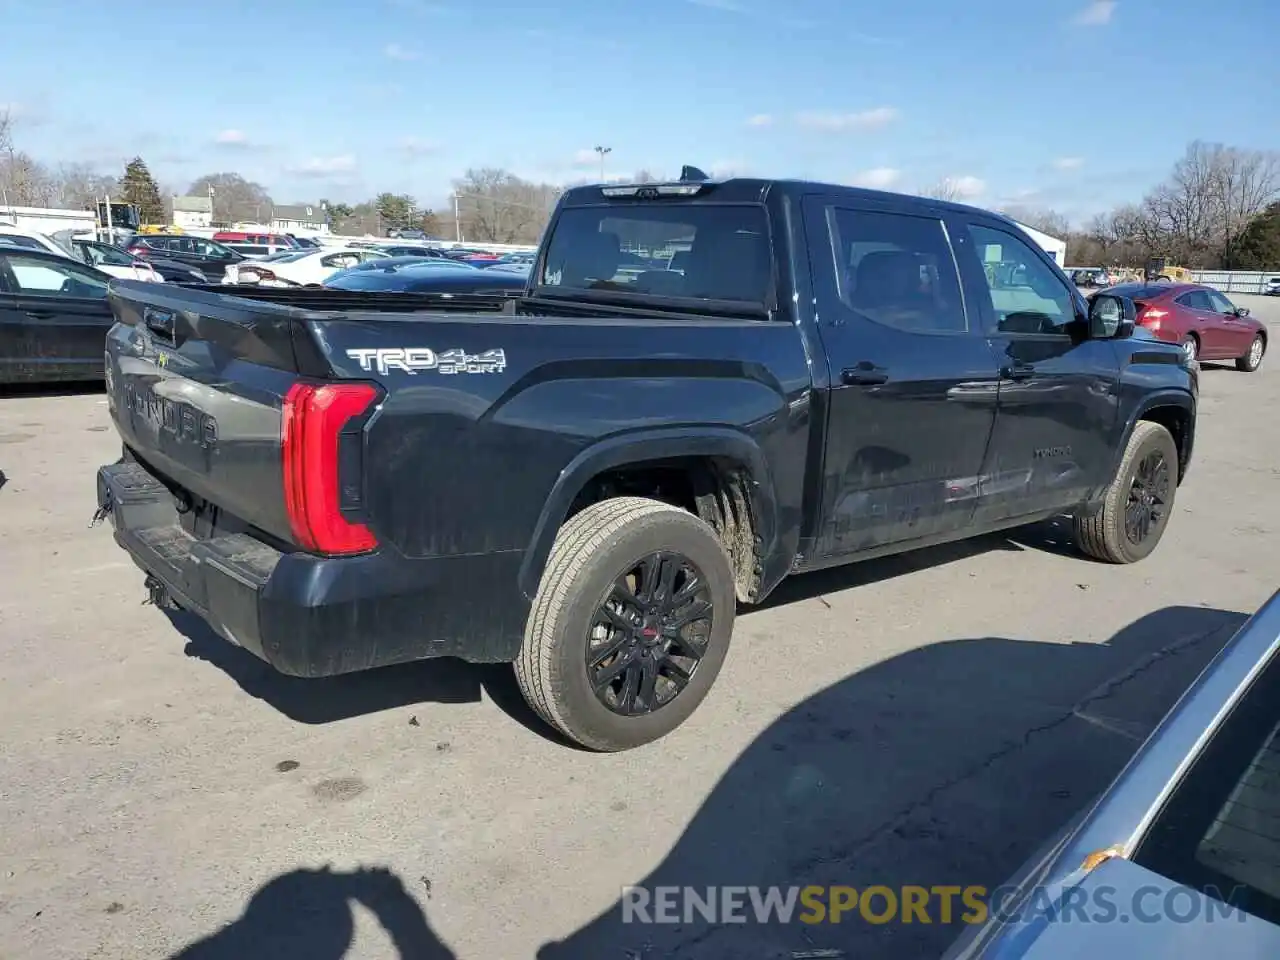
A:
[1226, 202, 1280, 270]
[118, 157, 166, 225]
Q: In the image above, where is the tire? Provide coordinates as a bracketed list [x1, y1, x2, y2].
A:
[1236, 334, 1265, 373]
[515, 497, 736, 752]
[1179, 334, 1198, 364]
[1073, 421, 1179, 564]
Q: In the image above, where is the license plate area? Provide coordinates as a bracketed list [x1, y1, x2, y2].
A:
[178, 496, 220, 540]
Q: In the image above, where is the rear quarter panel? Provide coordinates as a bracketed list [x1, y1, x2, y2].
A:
[317, 313, 814, 589]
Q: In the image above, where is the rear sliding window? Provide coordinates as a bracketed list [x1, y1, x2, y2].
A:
[537, 204, 771, 305]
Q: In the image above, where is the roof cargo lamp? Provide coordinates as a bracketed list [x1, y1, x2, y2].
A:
[599, 164, 713, 198]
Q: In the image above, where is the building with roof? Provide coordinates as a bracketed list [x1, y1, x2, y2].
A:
[271, 204, 328, 234]
[171, 195, 213, 229]
[1013, 220, 1067, 266]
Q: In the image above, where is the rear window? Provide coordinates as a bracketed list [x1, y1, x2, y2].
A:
[537, 204, 771, 306]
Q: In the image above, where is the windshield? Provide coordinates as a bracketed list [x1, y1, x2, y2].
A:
[537, 203, 771, 306]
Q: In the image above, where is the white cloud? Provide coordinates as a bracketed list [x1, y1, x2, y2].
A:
[383, 42, 419, 60]
[708, 158, 749, 178]
[1052, 156, 1085, 171]
[289, 155, 358, 177]
[214, 129, 249, 146]
[849, 167, 902, 189]
[795, 107, 899, 132]
[572, 148, 602, 167]
[746, 114, 774, 128]
[946, 175, 987, 199]
[1073, 1, 1116, 26]
[398, 137, 439, 157]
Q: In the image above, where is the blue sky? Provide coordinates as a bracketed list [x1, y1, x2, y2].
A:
[2, 0, 1276, 222]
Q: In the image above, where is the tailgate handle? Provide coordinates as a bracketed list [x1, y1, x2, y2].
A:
[143, 306, 176, 342]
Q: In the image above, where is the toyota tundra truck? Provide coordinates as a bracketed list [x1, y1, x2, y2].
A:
[93, 170, 1197, 752]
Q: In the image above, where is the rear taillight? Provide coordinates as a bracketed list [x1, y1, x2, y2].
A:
[281, 382, 381, 555]
[1137, 305, 1167, 331]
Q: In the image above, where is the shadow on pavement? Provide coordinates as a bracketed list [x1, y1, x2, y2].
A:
[169, 609, 562, 739]
[167, 529, 1047, 740]
[0, 381, 105, 399]
[531, 603, 1247, 960]
[168, 604, 1247, 958]
[168, 865, 456, 959]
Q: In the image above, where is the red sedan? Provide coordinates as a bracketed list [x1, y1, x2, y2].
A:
[1105, 281, 1268, 372]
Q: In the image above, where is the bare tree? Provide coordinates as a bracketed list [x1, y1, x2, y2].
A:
[50, 163, 118, 210]
[187, 172, 274, 225]
[1209, 144, 1280, 262]
[922, 178, 961, 202]
[999, 206, 1071, 238]
[452, 168, 561, 244]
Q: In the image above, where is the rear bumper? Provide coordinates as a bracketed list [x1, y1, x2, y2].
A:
[96, 460, 529, 676]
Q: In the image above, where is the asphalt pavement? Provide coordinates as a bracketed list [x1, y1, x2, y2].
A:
[1, 296, 1277, 959]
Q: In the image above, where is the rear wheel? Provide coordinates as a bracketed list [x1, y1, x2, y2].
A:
[1237, 335, 1265, 372]
[1180, 334, 1198, 364]
[1073, 421, 1178, 564]
[515, 497, 736, 752]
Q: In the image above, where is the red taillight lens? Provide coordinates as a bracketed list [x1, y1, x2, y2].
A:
[1138, 306, 1167, 331]
[281, 382, 380, 555]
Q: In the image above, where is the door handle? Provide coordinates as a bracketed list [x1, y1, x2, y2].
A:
[841, 363, 889, 386]
[24, 310, 57, 320]
[1000, 363, 1036, 381]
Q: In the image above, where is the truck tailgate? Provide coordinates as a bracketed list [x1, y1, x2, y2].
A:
[105, 283, 313, 544]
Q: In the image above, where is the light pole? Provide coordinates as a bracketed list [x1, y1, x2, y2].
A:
[594, 145, 612, 182]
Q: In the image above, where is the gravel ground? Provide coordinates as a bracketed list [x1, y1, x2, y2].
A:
[0, 295, 1276, 959]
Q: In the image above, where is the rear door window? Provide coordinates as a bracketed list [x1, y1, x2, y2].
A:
[825, 207, 969, 334]
[1177, 290, 1213, 311]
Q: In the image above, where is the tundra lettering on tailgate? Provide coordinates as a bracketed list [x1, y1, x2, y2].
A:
[346, 347, 507, 376]
[116, 378, 218, 448]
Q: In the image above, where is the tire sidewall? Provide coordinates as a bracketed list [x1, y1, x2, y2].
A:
[1243, 335, 1265, 371]
[549, 511, 736, 751]
[1109, 426, 1178, 562]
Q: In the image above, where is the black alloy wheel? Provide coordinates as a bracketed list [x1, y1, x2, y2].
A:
[587, 551, 713, 716]
[1124, 448, 1170, 546]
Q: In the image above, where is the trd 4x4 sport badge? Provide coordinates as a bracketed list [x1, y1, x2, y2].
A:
[345, 347, 507, 376]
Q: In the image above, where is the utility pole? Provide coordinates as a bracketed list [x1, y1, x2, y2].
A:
[453, 191, 461, 243]
[594, 145, 612, 182]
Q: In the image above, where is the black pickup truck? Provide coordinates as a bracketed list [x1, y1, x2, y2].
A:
[93, 171, 1197, 752]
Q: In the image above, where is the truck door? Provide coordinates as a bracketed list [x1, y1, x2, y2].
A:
[801, 196, 1002, 557]
[954, 217, 1123, 524]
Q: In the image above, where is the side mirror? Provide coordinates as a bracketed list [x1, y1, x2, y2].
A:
[1089, 293, 1135, 339]
[1235, 306, 1251, 317]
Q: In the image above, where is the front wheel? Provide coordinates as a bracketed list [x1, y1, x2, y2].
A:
[1180, 335, 1198, 364]
[1073, 421, 1179, 564]
[515, 497, 736, 752]
[1237, 335, 1266, 372]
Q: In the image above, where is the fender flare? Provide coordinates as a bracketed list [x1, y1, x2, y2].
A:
[1106, 389, 1196, 486]
[517, 426, 779, 600]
